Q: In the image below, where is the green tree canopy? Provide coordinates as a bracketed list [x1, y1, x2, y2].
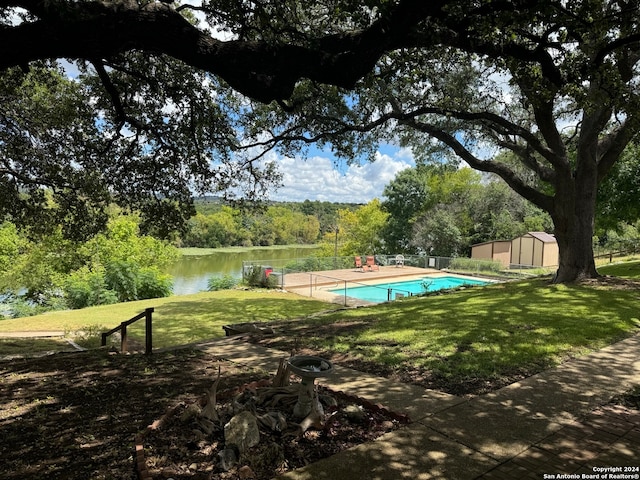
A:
[380, 166, 431, 253]
[325, 199, 389, 256]
[0, 215, 177, 313]
[223, 2, 640, 283]
[596, 142, 640, 233]
[381, 165, 552, 255]
[0, 222, 27, 291]
[4, 1, 640, 284]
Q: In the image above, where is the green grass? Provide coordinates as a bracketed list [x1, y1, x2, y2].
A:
[0, 290, 339, 349]
[2, 262, 639, 390]
[286, 278, 640, 383]
[598, 259, 640, 278]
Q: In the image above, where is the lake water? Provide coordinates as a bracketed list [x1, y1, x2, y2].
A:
[168, 246, 321, 295]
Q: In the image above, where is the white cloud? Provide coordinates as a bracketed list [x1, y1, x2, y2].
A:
[270, 149, 413, 203]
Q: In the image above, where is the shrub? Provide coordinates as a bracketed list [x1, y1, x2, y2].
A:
[105, 260, 139, 302]
[137, 267, 173, 299]
[1, 294, 68, 318]
[449, 257, 503, 273]
[207, 274, 239, 291]
[64, 265, 119, 309]
[242, 265, 279, 288]
[64, 262, 172, 309]
[284, 256, 352, 272]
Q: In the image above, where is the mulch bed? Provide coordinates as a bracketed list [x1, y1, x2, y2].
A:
[140, 383, 405, 479]
[0, 348, 403, 480]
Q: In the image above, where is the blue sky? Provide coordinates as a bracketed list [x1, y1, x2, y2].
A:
[266, 145, 414, 203]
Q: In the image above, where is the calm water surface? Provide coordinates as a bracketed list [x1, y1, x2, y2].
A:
[168, 246, 321, 295]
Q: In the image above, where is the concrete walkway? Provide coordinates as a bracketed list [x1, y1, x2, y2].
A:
[196, 334, 640, 480]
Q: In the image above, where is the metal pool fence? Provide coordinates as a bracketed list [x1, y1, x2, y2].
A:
[241, 254, 452, 286]
[308, 274, 417, 306]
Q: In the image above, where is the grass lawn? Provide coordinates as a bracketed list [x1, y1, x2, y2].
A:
[0, 289, 340, 349]
[0, 338, 72, 356]
[598, 258, 640, 278]
[2, 261, 639, 394]
[255, 272, 640, 393]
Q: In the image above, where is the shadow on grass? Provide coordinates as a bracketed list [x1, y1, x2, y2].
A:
[252, 279, 640, 394]
[0, 338, 71, 356]
[124, 292, 339, 348]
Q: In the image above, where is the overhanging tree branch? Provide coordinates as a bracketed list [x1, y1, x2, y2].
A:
[597, 119, 638, 181]
[0, 0, 446, 102]
[399, 116, 554, 212]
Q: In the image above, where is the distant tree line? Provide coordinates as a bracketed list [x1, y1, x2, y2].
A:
[316, 166, 553, 258]
[180, 158, 640, 259]
[177, 166, 556, 258]
[180, 200, 359, 248]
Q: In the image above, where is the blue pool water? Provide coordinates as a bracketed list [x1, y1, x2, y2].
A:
[330, 276, 490, 303]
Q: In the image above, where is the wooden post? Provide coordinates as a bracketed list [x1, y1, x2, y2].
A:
[121, 322, 127, 353]
[145, 307, 154, 355]
[101, 333, 107, 347]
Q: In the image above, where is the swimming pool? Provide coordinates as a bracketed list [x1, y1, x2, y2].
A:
[329, 276, 490, 303]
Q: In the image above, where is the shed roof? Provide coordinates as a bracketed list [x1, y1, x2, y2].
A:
[471, 231, 557, 248]
[526, 231, 556, 243]
[471, 239, 512, 247]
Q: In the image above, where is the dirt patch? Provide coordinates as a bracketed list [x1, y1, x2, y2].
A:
[0, 348, 403, 480]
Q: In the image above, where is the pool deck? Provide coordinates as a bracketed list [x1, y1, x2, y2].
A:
[281, 266, 472, 306]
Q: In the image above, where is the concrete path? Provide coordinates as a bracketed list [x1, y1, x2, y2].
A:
[197, 333, 640, 480]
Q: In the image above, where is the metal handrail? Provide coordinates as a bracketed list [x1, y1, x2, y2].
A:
[101, 308, 154, 355]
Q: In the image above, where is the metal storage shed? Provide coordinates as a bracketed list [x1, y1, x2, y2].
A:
[471, 232, 558, 268]
[470, 240, 512, 267]
[511, 232, 558, 267]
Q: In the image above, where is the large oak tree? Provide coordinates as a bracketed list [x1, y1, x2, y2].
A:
[229, 1, 640, 283]
[2, 0, 640, 282]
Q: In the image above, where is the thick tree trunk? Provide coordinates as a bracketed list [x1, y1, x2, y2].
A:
[550, 159, 600, 284]
[553, 218, 599, 283]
